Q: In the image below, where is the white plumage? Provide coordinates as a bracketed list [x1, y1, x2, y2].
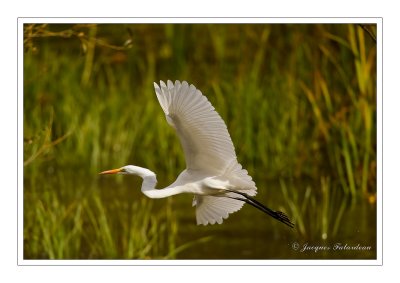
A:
[154, 80, 237, 173]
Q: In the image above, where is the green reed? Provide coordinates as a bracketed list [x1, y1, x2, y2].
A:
[280, 177, 353, 241]
[24, 174, 181, 259]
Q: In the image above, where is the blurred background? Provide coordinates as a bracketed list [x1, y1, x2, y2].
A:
[23, 23, 377, 259]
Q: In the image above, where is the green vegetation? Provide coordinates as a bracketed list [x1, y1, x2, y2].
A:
[23, 24, 377, 259]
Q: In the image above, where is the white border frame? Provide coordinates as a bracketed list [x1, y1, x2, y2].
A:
[17, 17, 382, 266]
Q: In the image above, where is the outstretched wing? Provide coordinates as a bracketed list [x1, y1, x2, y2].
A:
[154, 80, 237, 173]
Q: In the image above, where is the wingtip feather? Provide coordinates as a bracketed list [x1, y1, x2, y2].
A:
[160, 80, 167, 88]
[167, 80, 174, 89]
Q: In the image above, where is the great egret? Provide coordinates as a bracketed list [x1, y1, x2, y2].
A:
[100, 80, 294, 228]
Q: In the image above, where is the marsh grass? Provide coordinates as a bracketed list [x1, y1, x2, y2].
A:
[280, 177, 351, 240]
[23, 23, 377, 259]
[24, 177, 181, 259]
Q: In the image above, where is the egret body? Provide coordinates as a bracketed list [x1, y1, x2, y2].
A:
[100, 80, 294, 228]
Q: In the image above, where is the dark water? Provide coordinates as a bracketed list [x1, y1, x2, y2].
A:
[172, 185, 376, 260]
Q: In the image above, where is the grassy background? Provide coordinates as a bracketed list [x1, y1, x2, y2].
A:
[23, 23, 377, 259]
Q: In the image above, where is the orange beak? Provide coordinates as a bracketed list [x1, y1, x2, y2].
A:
[99, 168, 122, 175]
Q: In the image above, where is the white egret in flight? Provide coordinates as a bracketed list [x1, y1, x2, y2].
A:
[100, 80, 294, 228]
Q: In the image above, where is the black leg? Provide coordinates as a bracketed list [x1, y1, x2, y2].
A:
[227, 190, 294, 228]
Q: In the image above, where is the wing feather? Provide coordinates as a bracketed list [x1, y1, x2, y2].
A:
[155, 80, 259, 225]
[154, 80, 237, 173]
[193, 195, 244, 225]
[192, 159, 258, 225]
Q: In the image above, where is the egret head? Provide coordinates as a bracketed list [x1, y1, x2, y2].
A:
[99, 165, 155, 178]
